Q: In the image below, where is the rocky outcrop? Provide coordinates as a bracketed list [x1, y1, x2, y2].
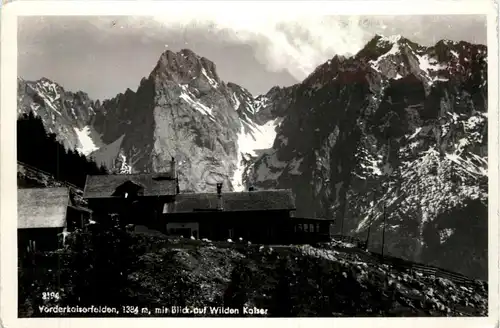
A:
[17, 77, 103, 154]
[246, 35, 488, 279]
[90, 49, 275, 192]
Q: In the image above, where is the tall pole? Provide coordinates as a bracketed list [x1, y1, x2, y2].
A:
[340, 189, 348, 236]
[340, 206, 345, 236]
[380, 136, 390, 260]
[365, 223, 371, 251]
[381, 202, 387, 259]
[365, 188, 376, 251]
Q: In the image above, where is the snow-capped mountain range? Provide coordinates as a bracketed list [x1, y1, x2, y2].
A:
[17, 34, 488, 279]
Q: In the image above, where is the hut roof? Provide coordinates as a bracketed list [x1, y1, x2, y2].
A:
[172, 189, 296, 213]
[18, 187, 70, 229]
[83, 173, 177, 199]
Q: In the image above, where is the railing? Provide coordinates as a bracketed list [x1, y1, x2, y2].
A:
[378, 254, 484, 286]
[327, 234, 483, 286]
[17, 161, 82, 193]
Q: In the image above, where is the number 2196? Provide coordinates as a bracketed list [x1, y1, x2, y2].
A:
[42, 292, 60, 300]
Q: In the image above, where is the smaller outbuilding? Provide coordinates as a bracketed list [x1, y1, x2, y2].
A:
[17, 187, 92, 254]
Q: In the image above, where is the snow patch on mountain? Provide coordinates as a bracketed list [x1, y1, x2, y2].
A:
[38, 79, 61, 102]
[179, 84, 216, 120]
[357, 133, 487, 232]
[231, 92, 241, 110]
[73, 126, 99, 155]
[70, 108, 78, 120]
[408, 127, 423, 140]
[30, 103, 40, 116]
[253, 96, 271, 114]
[232, 118, 280, 191]
[117, 153, 133, 174]
[28, 81, 63, 116]
[367, 34, 413, 76]
[201, 68, 219, 88]
[417, 54, 447, 72]
[18, 77, 105, 153]
[369, 40, 401, 72]
[379, 34, 403, 43]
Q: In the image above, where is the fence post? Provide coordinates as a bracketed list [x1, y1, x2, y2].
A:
[365, 223, 371, 251]
[340, 195, 348, 236]
[365, 188, 377, 251]
[381, 203, 387, 260]
[340, 210, 345, 237]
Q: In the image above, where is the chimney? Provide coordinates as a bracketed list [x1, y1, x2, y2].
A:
[170, 157, 176, 179]
[216, 182, 223, 211]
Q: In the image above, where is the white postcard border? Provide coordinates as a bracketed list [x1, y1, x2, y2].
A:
[1, 1, 498, 327]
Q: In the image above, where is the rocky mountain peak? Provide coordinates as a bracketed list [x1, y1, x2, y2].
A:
[151, 49, 222, 89]
[87, 47, 285, 193]
[356, 34, 413, 61]
[17, 77, 102, 154]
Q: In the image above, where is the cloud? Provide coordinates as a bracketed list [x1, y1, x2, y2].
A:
[153, 15, 371, 80]
[80, 14, 485, 82]
[18, 14, 486, 99]
[212, 16, 369, 80]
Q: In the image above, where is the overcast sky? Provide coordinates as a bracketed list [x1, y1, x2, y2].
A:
[18, 15, 486, 101]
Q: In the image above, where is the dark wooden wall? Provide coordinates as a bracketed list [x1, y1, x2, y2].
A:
[66, 207, 91, 232]
[18, 227, 63, 255]
[87, 196, 175, 227]
[291, 219, 334, 243]
[163, 210, 294, 243]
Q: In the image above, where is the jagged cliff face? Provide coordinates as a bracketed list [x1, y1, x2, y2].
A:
[246, 35, 488, 279]
[17, 35, 488, 279]
[17, 77, 103, 154]
[87, 49, 281, 192]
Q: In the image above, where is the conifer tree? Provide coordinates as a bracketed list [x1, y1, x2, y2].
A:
[17, 113, 108, 188]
